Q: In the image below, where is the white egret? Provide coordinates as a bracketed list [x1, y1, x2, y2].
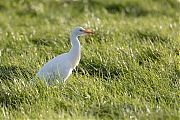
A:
[36, 26, 94, 83]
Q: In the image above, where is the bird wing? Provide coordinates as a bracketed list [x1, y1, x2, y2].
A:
[55, 61, 73, 82]
[36, 53, 72, 82]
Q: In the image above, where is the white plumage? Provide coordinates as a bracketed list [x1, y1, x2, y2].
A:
[36, 26, 94, 83]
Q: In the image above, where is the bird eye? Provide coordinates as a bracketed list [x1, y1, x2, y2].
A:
[79, 29, 83, 32]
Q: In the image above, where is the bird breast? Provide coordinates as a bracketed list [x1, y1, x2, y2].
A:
[68, 46, 81, 69]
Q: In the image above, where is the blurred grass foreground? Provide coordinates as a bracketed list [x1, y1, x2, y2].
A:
[0, 0, 180, 119]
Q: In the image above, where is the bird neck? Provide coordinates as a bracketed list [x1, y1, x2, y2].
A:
[70, 34, 80, 47]
[68, 34, 81, 68]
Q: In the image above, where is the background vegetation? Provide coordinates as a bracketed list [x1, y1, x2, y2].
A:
[0, 0, 179, 119]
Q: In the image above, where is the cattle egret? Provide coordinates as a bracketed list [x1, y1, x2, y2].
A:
[36, 26, 94, 83]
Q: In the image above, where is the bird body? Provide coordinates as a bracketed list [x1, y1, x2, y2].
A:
[36, 26, 93, 82]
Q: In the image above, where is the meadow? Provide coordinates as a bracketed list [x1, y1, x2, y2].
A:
[0, 0, 179, 119]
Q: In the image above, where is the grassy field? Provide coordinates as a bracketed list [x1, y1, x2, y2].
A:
[0, 0, 179, 119]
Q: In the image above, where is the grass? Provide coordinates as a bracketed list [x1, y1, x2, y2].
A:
[0, 0, 179, 119]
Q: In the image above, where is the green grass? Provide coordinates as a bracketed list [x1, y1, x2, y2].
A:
[0, 0, 179, 119]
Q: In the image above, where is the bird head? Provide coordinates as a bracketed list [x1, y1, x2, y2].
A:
[71, 26, 94, 36]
